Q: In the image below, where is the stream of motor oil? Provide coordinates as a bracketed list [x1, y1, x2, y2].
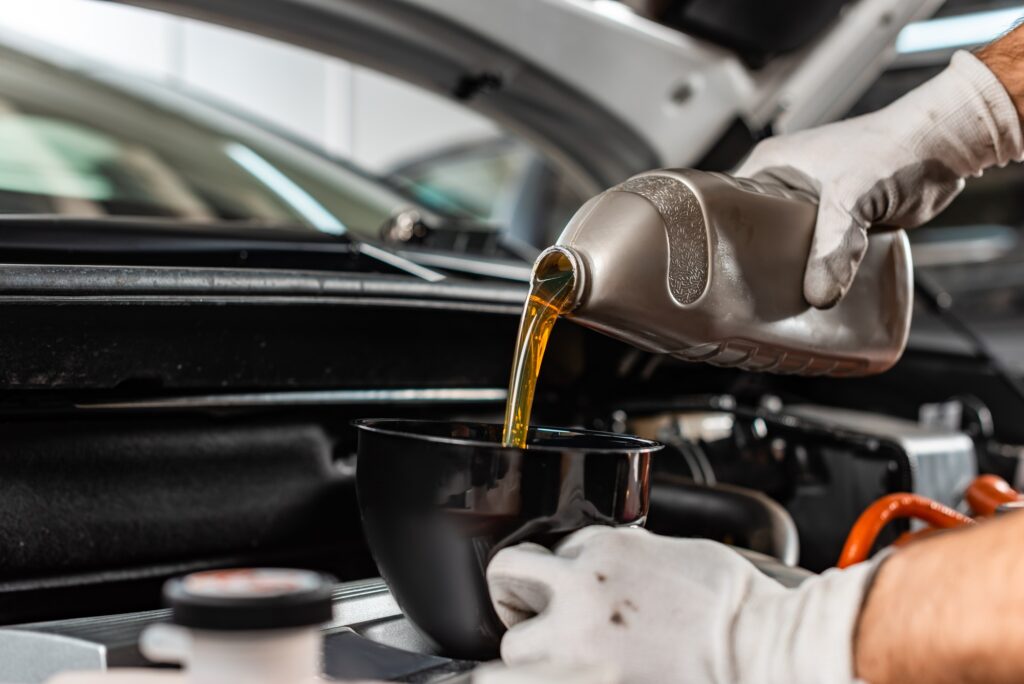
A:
[501, 250, 577, 448]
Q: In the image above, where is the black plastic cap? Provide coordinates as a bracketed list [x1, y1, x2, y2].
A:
[165, 568, 335, 631]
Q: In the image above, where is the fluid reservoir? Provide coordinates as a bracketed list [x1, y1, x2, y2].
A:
[48, 568, 335, 684]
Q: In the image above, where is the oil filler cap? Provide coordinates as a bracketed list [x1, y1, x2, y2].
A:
[165, 568, 335, 631]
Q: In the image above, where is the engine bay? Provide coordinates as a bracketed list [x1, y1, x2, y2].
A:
[0, 266, 1018, 586]
[0, 263, 1018, 681]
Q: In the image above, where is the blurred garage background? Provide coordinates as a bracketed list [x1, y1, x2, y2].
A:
[3, 0, 1021, 236]
[0, 0, 1021, 229]
[0, 0, 498, 173]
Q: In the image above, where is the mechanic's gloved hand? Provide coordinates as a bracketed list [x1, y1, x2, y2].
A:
[737, 50, 1024, 308]
[487, 526, 880, 684]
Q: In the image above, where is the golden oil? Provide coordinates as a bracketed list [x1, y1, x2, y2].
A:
[501, 249, 577, 448]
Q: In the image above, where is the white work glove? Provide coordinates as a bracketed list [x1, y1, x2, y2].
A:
[736, 50, 1024, 308]
[487, 526, 880, 684]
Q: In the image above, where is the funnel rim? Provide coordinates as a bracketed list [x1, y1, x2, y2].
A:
[352, 418, 662, 454]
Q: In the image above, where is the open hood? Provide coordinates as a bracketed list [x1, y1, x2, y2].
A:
[104, 0, 941, 186]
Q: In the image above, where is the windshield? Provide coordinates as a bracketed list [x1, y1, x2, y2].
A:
[0, 37, 412, 239]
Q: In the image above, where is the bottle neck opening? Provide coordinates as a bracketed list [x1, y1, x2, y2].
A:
[533, 246, 582, 314]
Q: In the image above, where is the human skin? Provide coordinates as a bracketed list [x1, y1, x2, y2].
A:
[977, 22, 1024, 121]
[853, 26, 1024, 684]
[854, 511, 1024, 683]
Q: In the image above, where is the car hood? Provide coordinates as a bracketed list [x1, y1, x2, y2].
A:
[113, 0, 941, 186]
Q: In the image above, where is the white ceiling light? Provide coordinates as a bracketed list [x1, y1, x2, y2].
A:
[897, 5, 1024, 53]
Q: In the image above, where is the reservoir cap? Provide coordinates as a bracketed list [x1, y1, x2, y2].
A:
[165, 568, 335, 631]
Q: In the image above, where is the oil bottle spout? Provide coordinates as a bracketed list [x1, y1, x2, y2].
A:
[532, 246, 584, 315]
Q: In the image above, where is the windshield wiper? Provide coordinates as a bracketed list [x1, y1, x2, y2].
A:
[357, 242, 445, 282]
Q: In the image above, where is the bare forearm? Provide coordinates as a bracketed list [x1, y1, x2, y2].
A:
[977, 21, 1024, 121]
[852, 25, 1024, 682]
[855, 512, 1024, 683]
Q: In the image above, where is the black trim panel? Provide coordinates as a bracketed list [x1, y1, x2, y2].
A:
[0, 263, 526, 306]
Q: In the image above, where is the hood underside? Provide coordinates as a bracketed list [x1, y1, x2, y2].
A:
[106, 0, 941, 181]
[107, 0, 659, 192]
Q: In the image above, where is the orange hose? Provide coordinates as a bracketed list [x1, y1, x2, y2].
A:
[965, 474, 1020, 517]
[837, 493, 974, 568]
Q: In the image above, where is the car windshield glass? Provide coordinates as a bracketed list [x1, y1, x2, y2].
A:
[0, 38, 411, 239]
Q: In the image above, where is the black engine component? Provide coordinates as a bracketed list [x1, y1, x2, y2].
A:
[0, 417, 374, 624]
[647, 476, 799, 565]
[634, 403, 975, 572]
